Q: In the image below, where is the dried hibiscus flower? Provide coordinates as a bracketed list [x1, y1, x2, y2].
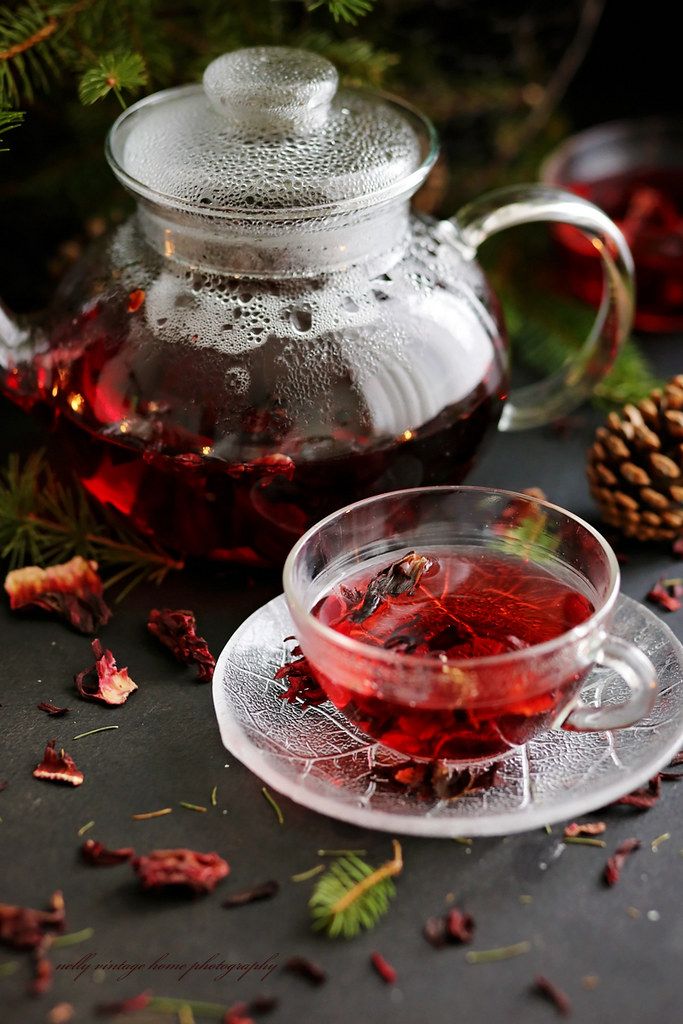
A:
[147, 608, 215, 682]
[37, 702, 69, 717]
[133, 849, 229, 894]
[532, 975, 571, 1016]
[75, 640, 137, 706]
[563, 821, 606, 838]
[82, 839, 134, 866]
[370, 951, 397, 984]
[610, 775, 661, 810]
[348, 551, 433, 624]
[423, 906, 475, 947]
[96, 991, 152, 1015]
[0, 891, 65, 949]
[4, 556, 111, 634]
[33, 740, 84, 786]
[647, 577, 682, 612]
[372, 758, 498, 803]
[275, 640, 327, 706]
[604, 838, 640, 886]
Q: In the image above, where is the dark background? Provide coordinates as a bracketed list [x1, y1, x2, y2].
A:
[2, 2, 683, 1022]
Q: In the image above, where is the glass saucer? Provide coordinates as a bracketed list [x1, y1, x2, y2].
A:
[212, 594, 683, 837]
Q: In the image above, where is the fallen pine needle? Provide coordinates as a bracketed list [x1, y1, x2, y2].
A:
[466, 941, 531, 964]
[131, 807, 173, 820]
[77, 820, 95, 837]
[291, 865, 325, 883]
[179, 801, 207, 813]
[0, 961, 18, 977]
[651, 832, 670, 851]
[73, 725, 119, 740]
[210, 785, 217, 807]
[317, 848, 367, 856]
[262, 786, 284, 825]
[563, 836, 607, 848]
[52, 927, 94, 949]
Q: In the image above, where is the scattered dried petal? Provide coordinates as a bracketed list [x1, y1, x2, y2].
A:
[224, 1003, 255, 1024]
[564, 821, 606, 838]
[37, 702, 69, 717]
[33, 740, 84, 786]
[604, 838, 641, 886]
[30, 943, 53, 996]
[275, 646, 327, 706]
[147, 608, 215, 682]
[611, 775, 661, 810]
[0, 891, 65, 950]
[370, 951, 396, 984]
[284, 956, 326, 985]
[81, 839, 134, 866]
[0, 780, 6, 791]
[127, 289, 145, 313]
[647, 578, 682, 612]
[668, 751, 683, 766]
[96, 991, 152, 1015]
[532, 975, 572, 1016]
[74, 640, 138, 706]
[132, 849, 229, 895]
[222, 880, 279, 908]
[423, 906, 475, 947]
[4, 557, 111, 633]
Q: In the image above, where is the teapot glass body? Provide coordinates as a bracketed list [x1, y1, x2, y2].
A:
[6, 203, 507, 565]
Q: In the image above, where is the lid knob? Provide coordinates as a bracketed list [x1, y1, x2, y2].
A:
[203, 46, 339, 132]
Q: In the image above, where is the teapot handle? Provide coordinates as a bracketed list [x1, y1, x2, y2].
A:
[450, 184, 635, 431]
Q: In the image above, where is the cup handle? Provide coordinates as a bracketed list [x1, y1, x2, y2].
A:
[448, 184, 635, 431]
[562, 635, 657, 732]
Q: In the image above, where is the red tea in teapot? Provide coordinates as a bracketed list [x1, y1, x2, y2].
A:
[311, 549, 595, 760]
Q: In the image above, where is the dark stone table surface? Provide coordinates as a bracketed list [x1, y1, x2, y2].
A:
[2, 338, 683, 1024]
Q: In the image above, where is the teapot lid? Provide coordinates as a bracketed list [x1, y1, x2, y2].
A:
[106, 46, 436, 216]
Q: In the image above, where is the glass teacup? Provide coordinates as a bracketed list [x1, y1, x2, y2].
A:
[283, 486, 657, 763]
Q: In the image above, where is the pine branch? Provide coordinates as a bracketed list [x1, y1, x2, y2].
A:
[307, 0, 374, 25]
[78, 48, 146, 107]
[299, 31, 397, 86]
[0, 107, 23, 148]
[0, 1, 67, 106]
[0, 451, 184, 596]
[309, 839, 403, 938]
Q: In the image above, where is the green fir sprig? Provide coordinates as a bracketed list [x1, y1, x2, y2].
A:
[0, 450, 183, 596]
[78, 49, 147, 108]
[307, 0, 374, 25]
[309, 839, 403, 938]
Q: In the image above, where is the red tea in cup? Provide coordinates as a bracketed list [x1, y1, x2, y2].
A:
[311, 549, 595, 761]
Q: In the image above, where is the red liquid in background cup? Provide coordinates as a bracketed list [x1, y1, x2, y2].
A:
[556, 169, 683, 332]
[312, 550, 595, 761]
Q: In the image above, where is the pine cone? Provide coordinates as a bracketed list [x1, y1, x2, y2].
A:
[587, 376, 683, 542]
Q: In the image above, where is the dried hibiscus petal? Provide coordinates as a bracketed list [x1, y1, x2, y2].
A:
[604, 838, 640, 886]
[4, 556, 111, 634]
[275, 644, 327, 706]
[82, 839, 134, 866]
[284, 956, 327, 985]
[75, 640, 138, 706]
[30, 942, 54, 996]
[224, 1003, 255, 1024]
[563, 821, 606, 838]
[423, 906, 475, 947]
[0, 891, 65, 949]
[96, 991, 152, 1015]
[33, 740, 84, 786]
[370, 951, 397, 984]
[222, 880, 279, 908]
[37, 702, 69, 716]
[647, 578, 682, 612]
[127, 288, 145, 313]
[532, 975, 572, 1016]
[347, 551, 433, 624]
[611, 775, 661, 810]
[147, 608, 215, 682]
[133, 849, 229, 894]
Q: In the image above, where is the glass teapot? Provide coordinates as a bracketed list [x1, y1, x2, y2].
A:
[0, 47, 634, 565]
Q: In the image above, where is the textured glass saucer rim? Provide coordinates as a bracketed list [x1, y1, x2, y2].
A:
[105, 84, 439, 221]
[212, 593, 683, 837]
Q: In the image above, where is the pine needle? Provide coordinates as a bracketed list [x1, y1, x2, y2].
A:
[78, 49, 147, 108]
[261, 786, 284, 825]
[0, 451, 183, 596]
[309, 839, 403, 938]
[307, 0, 374, 26]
